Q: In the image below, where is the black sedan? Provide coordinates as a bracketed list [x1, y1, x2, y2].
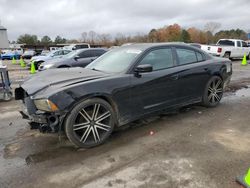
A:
[15, 43, 232, 148]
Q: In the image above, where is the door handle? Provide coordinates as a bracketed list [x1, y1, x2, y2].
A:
[170, 75, 179, 80]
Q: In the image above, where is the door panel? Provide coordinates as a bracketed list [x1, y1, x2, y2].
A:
[129, 67, 182, 116]
[129, 47, 180, 116]
[174, 48, 210, 101]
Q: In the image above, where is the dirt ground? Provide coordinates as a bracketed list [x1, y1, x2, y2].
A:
[0, 60, 250, 188]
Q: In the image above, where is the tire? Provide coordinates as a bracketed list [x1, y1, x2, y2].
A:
[58, 65, 70, 68]
[202, 76, 224, 107]
[3, 91, 12, 101]
[65, 98, 115, 148]
[223, 52, 230, 59]
[35, 61, 43, 70]
[247, 53, 250, 60]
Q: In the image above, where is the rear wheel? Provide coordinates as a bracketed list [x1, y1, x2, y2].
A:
[65, 98, 115, 148]
[223, 52, 230, 59]
[202, 76, 223, 107]
[3, 91, 12, 101]
[247, 53, 250, 60]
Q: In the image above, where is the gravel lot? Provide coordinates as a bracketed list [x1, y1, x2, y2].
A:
[0, 59, 250, 188]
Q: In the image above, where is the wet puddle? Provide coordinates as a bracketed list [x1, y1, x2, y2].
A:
[235, 87, 250, 97]
[225, 86, 250, 99]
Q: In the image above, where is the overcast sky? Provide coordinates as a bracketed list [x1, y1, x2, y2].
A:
[0, 0, 249, 41]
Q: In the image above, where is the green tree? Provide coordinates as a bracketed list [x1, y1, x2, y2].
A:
[54, 35, 67, 44]
[41, 35, 52, 45]
[180, 29, 191, 43]
[148, 29, 158, 42]
[17, 34, 39, 45]
[214, 29, 247, 42]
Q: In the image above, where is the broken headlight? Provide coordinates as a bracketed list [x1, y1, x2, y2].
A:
[34, 99, 58, 112]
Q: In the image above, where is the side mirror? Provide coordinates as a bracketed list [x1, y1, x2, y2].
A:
[135, 64, 153, 73]
[74, 55, 80, 60]
[134, 64, 153, 77]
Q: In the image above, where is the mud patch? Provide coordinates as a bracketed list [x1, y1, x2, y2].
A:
[25, 146, 76, 165]
[4, 142, 21, 158]
[225, 77, 250, 93]
[212, 128, 250, 152]
[83, 157, 217, 188]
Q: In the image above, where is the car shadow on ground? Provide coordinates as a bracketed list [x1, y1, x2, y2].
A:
[3, 105, 204, 166]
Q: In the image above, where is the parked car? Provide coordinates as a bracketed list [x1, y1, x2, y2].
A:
[201, 39, 250, 59]
[22, 50, 36, 59]
[63, 43, 90, 50]
[1, 50, 21, 60]
[40, 50, 50, 56]
[29, 49, 72, 69]
[15, 43, 232, 148]
[38, 48, 107, 71]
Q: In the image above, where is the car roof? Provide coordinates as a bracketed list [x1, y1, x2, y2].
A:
[76, 48, 107, 53]
[119, 42, 198, 51]
[219, 39, 244, 42]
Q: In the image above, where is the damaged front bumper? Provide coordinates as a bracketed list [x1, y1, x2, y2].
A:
[16, 87, 64, 133]
[20, 108, 62, 133]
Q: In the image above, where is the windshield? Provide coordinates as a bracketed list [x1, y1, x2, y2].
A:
[86, 48, 142, 73]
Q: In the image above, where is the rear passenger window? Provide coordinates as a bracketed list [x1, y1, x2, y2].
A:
[139, 48, 174, 71]
[176, 48, 197, 65]
[196, 52, 204, 62]
[94, 50, 105, 56]
[237, 41, 241, 47]
[79, 51, 92, 58]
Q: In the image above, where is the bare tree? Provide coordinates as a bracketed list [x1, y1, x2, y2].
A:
[114, 33, 127, 45]
[81, 32, 88, 42]
[204, 22, 221, 34]
[98, 33, 112, 46]
[88, 31, 97, 44]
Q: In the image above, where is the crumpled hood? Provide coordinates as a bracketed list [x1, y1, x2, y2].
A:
[21, 67, 108, 95]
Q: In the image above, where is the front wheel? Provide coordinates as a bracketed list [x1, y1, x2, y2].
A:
[202, 76, 224, 107]
[65, 98, 115, 148]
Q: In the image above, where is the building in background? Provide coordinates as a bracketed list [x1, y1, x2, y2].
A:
[0, 24, 9, 49]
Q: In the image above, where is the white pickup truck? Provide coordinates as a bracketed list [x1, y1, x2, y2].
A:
[201, 39, 250, 59]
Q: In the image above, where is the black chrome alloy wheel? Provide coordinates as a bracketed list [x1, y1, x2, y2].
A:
[65, 98, 115, 148]
[202, 76, 224, 107]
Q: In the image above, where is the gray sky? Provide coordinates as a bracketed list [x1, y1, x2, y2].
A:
[0, 0, 249, 41]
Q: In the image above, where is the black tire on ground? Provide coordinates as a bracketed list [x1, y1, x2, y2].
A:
[35, 61, 44, 70]
[3, 91, 12, 101]
[65, 98, 115, 148]
[247, 53, 250, 60]
[202, 76, 224, 107]
[223, 52, 230, 59]
[58, 65, 70, 68]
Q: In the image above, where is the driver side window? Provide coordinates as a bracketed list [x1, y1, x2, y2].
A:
[138, 48, 174, 71]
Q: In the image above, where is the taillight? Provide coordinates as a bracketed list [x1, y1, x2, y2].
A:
[217, 48, 222, 53]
